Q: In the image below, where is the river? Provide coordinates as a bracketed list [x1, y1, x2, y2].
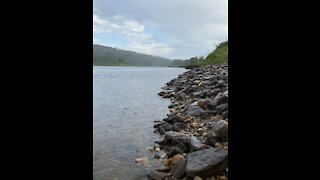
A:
[93, 66, 186, 180]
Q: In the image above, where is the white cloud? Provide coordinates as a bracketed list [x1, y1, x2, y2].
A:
[93, 14, 174, 57]
[93, 0, 228, 59]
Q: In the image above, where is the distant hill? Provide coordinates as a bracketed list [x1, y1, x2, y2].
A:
[93, 44, 172, 67]
[200, 41, 228, 66]
[171, 41, 228, 68]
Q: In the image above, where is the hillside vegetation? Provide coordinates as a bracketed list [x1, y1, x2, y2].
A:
[200, 41, 228, 66]
[93, 44, 172, 67]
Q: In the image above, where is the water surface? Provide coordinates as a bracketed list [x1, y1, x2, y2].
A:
[93, 66, 186, 180]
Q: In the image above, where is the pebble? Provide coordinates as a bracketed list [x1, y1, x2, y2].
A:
[194, 176, 203, 180]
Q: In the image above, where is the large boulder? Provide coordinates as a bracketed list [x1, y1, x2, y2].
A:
[186, 148, 228, 178]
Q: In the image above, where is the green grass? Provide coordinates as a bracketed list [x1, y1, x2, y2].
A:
[199, 41, 228, 66]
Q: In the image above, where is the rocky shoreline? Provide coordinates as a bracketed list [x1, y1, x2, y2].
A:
[136, 64, 228, 180]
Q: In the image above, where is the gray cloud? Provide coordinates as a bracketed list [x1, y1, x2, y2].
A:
[93, 0, 227, 59]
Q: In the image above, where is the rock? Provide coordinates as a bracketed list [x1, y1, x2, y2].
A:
[206, 135, 218, 147]
[205, 99, 217, 110]
[194, 176, 203, 180]
[168, 103, 177, 108]
[204, 110, 219, 116]
[167, 146, 184, 158]
[172, 122, 187, 131]
[164, 154, 185, 167]
[165, 114, 184, 124]
[175, 91, 187, 100]
[190, 101, 198, 106]
[222, 111, 228, 119]
[189, 136, 202, 151]
[159, 123, 173, 134]
[135, 157, 149, 166]
[170, 159, 187, 179]
[193, 91, 204, 97]
[197, 99, 207, 109]
[186, 148, 228, 178]
[191, 122, 200, 128]
[153, 154, 160, 159]
[147, 171, 170, 180]
[216, 103, 228, 113]
[155, 147, 160, 152]
[158, 91, 166, 96]
[213, 92, 228, 105]
[194, 80, 201, 84]
[186, 106, 204, 117]
[212, 120, 228, 140]
[160, 153, 167, 159]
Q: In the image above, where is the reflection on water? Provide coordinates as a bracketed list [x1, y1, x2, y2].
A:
[93, 66, 186, 180]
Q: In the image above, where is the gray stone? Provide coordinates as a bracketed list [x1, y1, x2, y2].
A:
[189, 136, 202, 151]
[147, 171, 170, 180]
[186, 148, 228, 178]
[175, 91, 187, 100]
[216, 103, 228, 112]
[172, 122, 187, 131]
[170, 159, 187, 179]
[206, 135, 218, 147]
[212, 120, 228, 140]
[193, 91, 204, 97]
[222, 111, 228, 119]
[167, 146, 184, 158]
[205, 99, 218, 110]
[186, 106, 204, 117]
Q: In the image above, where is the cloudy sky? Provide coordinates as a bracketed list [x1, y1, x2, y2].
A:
[93, 0, 227, 59]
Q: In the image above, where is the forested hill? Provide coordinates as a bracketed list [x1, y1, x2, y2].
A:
[93, 44, 172, 66]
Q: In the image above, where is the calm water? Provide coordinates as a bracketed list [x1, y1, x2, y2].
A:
[93, 66, 186, 180]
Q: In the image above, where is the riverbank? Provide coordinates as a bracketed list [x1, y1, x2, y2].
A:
[142, 63, 228, 180]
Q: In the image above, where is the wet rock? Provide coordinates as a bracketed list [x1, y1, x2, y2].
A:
[186, 106, 204, 117]
[170, 159, 187, 179]
[135, 157, 149, 166]
[165, 114, 184, 124]
[167, 146, 184, 158]
[186, 148, 228, 178]
[147, 171, 170, 180]
[172, 122, 187, 131]
[174, 142, 189, 153]
[212, 120, 228, 140]
[158, 91, 166, 96]
[159, 123, 173, 134]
